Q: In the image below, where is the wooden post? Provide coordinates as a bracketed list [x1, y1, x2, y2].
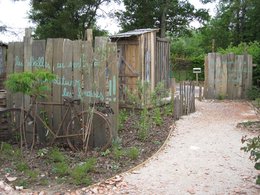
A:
[86, 29, 93, 42]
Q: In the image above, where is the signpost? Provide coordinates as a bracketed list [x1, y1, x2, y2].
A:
[193, 68, 201, 85]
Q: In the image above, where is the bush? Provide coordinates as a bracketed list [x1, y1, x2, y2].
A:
[247, 86, 260, 100]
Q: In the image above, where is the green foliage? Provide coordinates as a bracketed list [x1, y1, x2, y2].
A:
[52, 162, 69, 177]
[119, 109, 128, 130]
[241, 135, 260, 184]
[29, 0, 110, 39]
[5, 69, 56, 99]
[164, 100, 174, 116]
[247, 86, 260, 100]
[137, 108, 150, 141]
[113, 147, 124, 160]
[101, 149, 111, 157]
[117, 0, 209, 37]
[16, 162, 29, 172]
[126, 147, 139, 160]
[153, 107, 163, 126]
[70, 158, 96, 185]
[25, 169, 39, 181]
[48, 147, 66, 163]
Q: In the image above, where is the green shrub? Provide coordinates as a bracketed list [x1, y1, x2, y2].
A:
[247, 86, 260, 100]
[127, 147, 139, 160]
[153, 107, 163, 126]
[48, 147, 66, 163]
[52, 162, 69, 177]
[137, 108, 150, 141]
[113, 147, 124, 160]
[70, 158, 96, 185]
[16, 162, 29, 172]
[241, 135, 260, 184]
[119, 109, 128, 130]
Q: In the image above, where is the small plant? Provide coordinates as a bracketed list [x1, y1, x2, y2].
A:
[25, 169, 39, 182]
[16, 161, 29, 172]
[5, 69, 56, 100]
[119, 109, 128, 130]
[217, 94, 225, 100]
[127, 147, 139, 160]
[70, 158, 96, 185]
[52, 162, 69, 177]
[101, 149, 111, 157]
[153, 107, 163, 126]
[163, 99, 174, 116]
[137, 107, 150, 141]
[48, 147, 66, 163]
[247, 86, 260, 100]
[241, 135, 260, 184]
[113, 147, 124, 160]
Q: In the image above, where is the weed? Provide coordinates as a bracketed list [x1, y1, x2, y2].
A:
[52, 162, 69, 177]
[16, 161, 29, 172]
[241, 135, 260, 184]
[101, 149, 111, 157]
[25, 169, 39, 182]
[110, 162, 120, 171]
[127, 147, 139, 160]
[39, 178, 49, 186]
[152, 140, 161, 145]
[70, 158, 96, 185]
[153, 107, 163, 126]
[119, 109, 128, 130]
[164, 100, 174, 116]
[14, 179, 28, 188]
[48, 147, 66, 163]
[137, 108, 150, 141]
[113, 147, 124, 160]
[37, 148, 49, 157]
[112, 137, 122, 149]
[217, 94, 225, 100]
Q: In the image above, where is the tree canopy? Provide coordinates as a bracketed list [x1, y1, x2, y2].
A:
[116, 0, 210, 37]
[29, 0, 113, 40]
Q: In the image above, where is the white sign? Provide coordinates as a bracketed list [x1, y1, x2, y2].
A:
[193, 68, 201, 74]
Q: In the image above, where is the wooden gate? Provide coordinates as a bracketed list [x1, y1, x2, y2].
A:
[4, 34, 118, 146]
[204, 53, 253, 99]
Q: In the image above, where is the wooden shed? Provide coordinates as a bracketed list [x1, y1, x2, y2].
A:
[110, 28, 170, 104]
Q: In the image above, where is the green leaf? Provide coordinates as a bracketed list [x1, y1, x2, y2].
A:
[254, 163, 260, 170]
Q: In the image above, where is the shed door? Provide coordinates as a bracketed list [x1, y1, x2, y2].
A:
[118, 44, 140, 104]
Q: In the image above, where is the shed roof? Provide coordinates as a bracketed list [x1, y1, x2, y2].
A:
[110, 28, 159, 39]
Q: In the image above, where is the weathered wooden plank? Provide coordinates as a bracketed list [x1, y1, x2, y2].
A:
[221, 54, 228, 97]
[207, 53, 216, 99]
[52, 38, 64, 136]
[44, 39, 54, 135]
[13, 42, 24, 108]
[94, 37, 107, 102]
[242, 54, 248, 98]
[60, 39, 73, 133]
[215, 53, 222, 98]
[227, 53, 235, 99]
[247, 55, 253, 90]
[236, 55, 243, 99]
[6, 43, 15, 108]
[81, 40, 94, 109]
[106, 42, 118, 137]
[203, 55, 208, 98]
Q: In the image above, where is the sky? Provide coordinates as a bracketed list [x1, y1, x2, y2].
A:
[0, 0, 216, 43]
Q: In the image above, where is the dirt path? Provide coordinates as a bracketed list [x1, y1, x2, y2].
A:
[86, 100, 260, 195]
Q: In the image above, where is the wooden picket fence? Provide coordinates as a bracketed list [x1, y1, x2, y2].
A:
[4, 33, 118, 145]
[204, 53, 253, 99]
[174, 81, 195, 120]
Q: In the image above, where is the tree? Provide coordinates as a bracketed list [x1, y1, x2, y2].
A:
[29, 0, 114, 40]
[200, 0, 260, 50]
[116, 0, 210, 38]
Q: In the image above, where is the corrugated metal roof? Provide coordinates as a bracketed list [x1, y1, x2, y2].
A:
[110, 28, 159, 38]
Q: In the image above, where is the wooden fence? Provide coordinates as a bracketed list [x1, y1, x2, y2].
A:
[174, 81, 195, 120]
[4, 33, 118, 146]
[204, 53, 253, 99]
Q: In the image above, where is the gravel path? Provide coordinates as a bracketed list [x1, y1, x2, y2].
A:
[87, 100, 260, 195]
